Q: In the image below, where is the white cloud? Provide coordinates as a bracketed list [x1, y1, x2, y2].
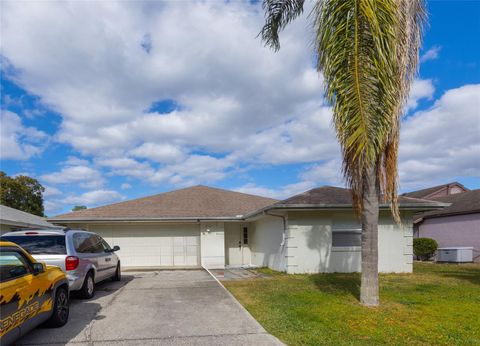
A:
[63, 189, 123, 206]
[420, 45, 441, 63]
[45, 189, 124, 215]
[150, 155, 234, 186]
[63, 156, 89, 166]
[41, 165, 104, 189]
[43, 185, 62, 198]
[235, 159, 345, 200]
[120, 183, 131, 190]
[0, 110, 48, 160]
[95, 157, 154, 179]
[300, 159, 345, 186]
[130, 143, 185, 163]
[0, 1, 326, 169]
[235, 181, 316, 200]
[407, 79, 435, 110]
[399, 84, 480, 190]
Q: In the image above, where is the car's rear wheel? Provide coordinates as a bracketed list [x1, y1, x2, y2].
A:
[80, 271, 95, 299]
[112, 262, 121, 281]
[46, 286, 69, 327]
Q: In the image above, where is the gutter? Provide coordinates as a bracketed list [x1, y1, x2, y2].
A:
[244, 202, 450, 219]
[418, 209, 480, 221]
[1, 219, 60, 229]
[48, 216, 246, 223]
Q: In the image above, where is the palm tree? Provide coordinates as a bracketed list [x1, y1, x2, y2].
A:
[260, 0, 426, 306]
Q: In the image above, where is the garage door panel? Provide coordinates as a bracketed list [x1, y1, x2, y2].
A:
[94, 224, 200, 267]
[186, 245, 198, 256]
[185, 256, 198, 265]
[173, 237, 184, 247]
[186, 236, 199, 246]
[160, 256, 174, 266]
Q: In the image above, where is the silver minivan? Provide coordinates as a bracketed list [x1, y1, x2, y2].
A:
[1, 229, 121, 298]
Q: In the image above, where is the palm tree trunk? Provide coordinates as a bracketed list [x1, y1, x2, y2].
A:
[360, 166, 380, 306]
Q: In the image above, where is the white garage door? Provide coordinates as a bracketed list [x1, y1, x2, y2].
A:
[93, 224, 200, 267]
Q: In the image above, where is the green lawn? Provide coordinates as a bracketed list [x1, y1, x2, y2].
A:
[224, 263, 480, 346]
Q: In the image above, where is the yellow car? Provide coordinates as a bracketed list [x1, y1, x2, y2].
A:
[0, 241, 70, 345]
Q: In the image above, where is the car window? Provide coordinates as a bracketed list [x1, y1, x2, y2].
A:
[0, 250, 31, 282]
[73, 233, 104, 253]
[1, 235, 66, 255]
[99, 237, 112, 251]
[91, 236, 105, 253]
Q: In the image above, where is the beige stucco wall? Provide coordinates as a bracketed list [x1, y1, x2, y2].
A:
[285, 210, 413, 274]
[250, 215, 286, 271]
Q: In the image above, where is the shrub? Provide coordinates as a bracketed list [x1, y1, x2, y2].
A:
[414, 238, 438, 261]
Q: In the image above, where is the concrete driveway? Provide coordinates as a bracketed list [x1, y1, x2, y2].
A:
[16, 270, 282, 345]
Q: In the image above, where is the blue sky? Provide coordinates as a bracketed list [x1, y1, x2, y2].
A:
[1, 0, 479, 215]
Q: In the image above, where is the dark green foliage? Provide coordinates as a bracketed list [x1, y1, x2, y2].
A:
[413, 237, 438, 261]
[0, 171, 45, 216]
[72, 205, 87, 211]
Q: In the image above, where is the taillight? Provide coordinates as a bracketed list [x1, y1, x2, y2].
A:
[65, 256, 79, 271]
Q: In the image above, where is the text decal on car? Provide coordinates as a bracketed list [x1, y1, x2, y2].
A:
[0, 301, 40, 336]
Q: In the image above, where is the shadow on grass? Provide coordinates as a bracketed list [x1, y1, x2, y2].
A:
[437, 266, 480, 285]
[415, 262, 480, 285]
[309, 273, 361, 300]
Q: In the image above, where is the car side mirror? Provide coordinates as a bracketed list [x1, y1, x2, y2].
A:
[32, 262, 46, 275]
[112, 245, 120, 252]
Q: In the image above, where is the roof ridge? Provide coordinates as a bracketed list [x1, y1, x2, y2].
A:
[194, 185, 279, 201]
[51, 185, 278, 219]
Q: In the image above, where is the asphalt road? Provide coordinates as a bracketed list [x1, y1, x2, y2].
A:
[15, 270, 283, 345]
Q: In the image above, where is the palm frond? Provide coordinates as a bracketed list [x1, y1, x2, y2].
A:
[260, 0, 426, 222]
[259, 0, 305, 51]
[313, 0, 399, 215]
[382, 0, 427, 222]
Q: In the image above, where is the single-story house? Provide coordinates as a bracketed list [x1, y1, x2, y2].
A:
[49, 185, 446, 273]
[0, 204, 60, 234]
[412, 189, 480, 262]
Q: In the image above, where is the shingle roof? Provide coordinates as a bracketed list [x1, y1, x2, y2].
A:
[0, 205, 59, 229]
[416, 189, 480, 220]
[401, 182, 467, 199]
[246, 186, 448, 216]
[49, 185, 278, 221]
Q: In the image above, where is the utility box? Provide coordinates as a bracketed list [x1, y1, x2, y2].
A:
[437, 247, 473, 263]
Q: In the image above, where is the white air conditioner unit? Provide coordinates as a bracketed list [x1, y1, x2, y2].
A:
[436, 247, 473, 263]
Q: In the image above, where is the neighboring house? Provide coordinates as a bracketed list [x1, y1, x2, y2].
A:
[0, 205, 60, 234]
[402, 182, 469, 200]
[412, 189, 480, 262]
[49, 185, 445, 273]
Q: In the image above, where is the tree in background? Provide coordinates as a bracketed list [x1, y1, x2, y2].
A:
[260, 0, 426, 306]
[72, 205, 87, 211]
[0, 171, 45, 216]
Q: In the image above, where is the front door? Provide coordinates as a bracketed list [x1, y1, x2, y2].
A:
[225, 224, 250, 266]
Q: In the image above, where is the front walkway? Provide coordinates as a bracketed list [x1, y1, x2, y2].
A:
[210, 267, 269, 281]
[17, 270, 282, 345]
